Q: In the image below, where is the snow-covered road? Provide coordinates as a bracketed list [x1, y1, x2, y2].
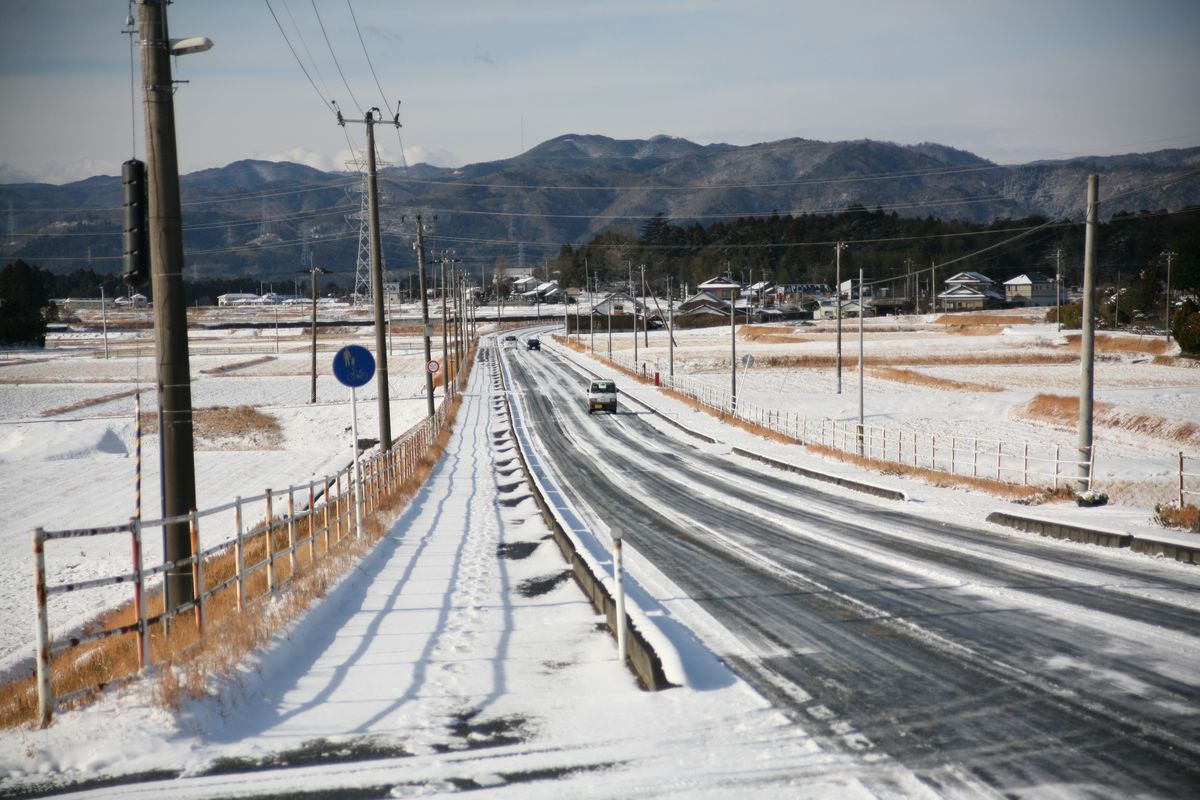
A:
[2, 344, 931, 799]
[501, 336, 1200, 797]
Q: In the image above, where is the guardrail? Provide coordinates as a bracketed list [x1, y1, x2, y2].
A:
[28, 351, 472, 727]
[605, 352, 1093, 490]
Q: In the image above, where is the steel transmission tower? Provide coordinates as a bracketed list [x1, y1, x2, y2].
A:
[346, 157, 398, 305]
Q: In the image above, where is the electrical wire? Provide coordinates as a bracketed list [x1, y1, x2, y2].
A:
[263, 0, 334, 112]
[311, 0, 362, 116]
[281, 0, 338, 108]
[346, 0, 409, 173]
[387, 162, 1009, 193]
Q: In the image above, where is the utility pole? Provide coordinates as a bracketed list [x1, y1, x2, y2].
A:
[858, 268, 865, 456]
[835, 242, 847, 394]
[416, 215, 435, 417]
[138, 0, 208, 614]
[440, 253, 449, 397]
[304, 265, 328, 403]
[1055, 248, 1064, 332]
[1077, 174, 1099, 490]
[668, 276, 675, 380]
[640, 264, 648, 348]
[337, 106, 400, 449]
[629, 262, 637, 368]
[1164, 250, 1176, 340]
[100, 284, 109, 360]
[730, 278, 738, 414]
[334, 103, 401, 437]
[586, 258, 594, 354]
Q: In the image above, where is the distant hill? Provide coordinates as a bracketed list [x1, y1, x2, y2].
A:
[3, 135, 1198, 279]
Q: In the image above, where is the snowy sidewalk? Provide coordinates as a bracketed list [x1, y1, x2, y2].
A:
[2, 350, 924, 799]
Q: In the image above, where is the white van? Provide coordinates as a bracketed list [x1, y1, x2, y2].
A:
[587, 379, 618, 414]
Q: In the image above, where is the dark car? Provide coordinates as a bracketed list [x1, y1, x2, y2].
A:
[527, 338, 541, 351]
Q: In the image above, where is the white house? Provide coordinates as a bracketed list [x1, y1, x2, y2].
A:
[218, 293, 259, 307]
[1003, 273, 1057, 306]
[937, 271, 1004, 311]
[697, 276, 742, 302]
[592, 291, 641, 316]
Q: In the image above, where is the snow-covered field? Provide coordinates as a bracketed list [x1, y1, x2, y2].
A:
[0, 305, 1197, 796]
[1, 306, 1195, 678]
[596, 309, 1198, 508]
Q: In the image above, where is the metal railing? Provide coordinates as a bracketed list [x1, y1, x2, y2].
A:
[605, 351, 1093, 490]
[29, 353, 470, 727]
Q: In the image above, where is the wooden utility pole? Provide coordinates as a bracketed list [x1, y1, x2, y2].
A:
[365, 113, 391, 449]
[835, 242, 846, 394]
[1077, 174, 1099, 490]
[416, 216, 435, 417]
[337, 105, 400, 448]
[306, 265, 327, 403]
[139, 0, 198, 613]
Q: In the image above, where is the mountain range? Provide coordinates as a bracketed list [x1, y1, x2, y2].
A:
[3, 134, 1198, 279]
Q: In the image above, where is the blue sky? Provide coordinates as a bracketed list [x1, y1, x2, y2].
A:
[2, 0, 1198, 183]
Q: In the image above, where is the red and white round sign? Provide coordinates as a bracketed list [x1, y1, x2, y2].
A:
[427, 359, 440, 374]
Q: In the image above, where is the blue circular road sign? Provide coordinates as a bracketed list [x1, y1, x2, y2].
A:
[332, 345, 376, 388]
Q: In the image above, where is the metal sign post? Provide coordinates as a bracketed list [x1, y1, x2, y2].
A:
[333, 345, 375, 538]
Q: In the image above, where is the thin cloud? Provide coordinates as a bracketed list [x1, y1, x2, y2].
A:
[470, 44, 497, 68]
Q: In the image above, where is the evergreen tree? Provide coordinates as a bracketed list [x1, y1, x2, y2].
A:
[0, 260, 51, 346]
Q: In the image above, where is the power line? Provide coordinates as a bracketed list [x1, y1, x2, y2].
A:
[281, 0, 337, 107]
[263, 0, 333, 112]
[387, 162, 1009, 193]
[311, 0, 362, 115]
[397, 191, 1024, 222]
[346, 0, 408, 173]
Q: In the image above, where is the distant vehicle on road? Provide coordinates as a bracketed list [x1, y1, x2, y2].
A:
[586, 379, 618, 414]
[503, 334, 517, 348]
[527, 338, 541, 351]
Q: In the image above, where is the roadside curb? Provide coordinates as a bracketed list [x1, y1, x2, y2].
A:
[495, 344, 673, 690]
[732, 447, 908, 502]
[986, 510, 1199, 564]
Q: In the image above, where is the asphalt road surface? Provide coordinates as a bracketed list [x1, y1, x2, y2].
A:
[502, 342, 1200, 798]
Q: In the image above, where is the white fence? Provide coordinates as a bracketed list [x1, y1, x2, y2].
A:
[606, 351, 1092, 490]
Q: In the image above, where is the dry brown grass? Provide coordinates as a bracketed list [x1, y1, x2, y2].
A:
[868, 367, 1002, 393]
[0, 355, 473, 730]
[941, 324, 1015, 336]
[1063, 333, 1172, 356]
[934, 313, 1035, 327]
[1018, 393, 1200, 446]
[740, 326, 812, 345]
[754, 352, 1075, 369]
[1156, 503, 1200, 532]
[139, 405, 284, 450]
[39, 389, 141, 417]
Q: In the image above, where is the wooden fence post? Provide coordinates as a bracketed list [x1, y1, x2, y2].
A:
[265, 489, 275, 593]
[190, 510, 204, 634]
[308, 481, 316, 564]
[234, 496, 245, 612]
[287, 487, 297, 580]
[1054, 443, 1060, 491]
[131, 518, 149, 671]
